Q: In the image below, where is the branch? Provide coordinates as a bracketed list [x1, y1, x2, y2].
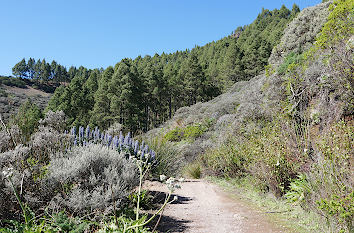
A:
[0, 113, 16, 147]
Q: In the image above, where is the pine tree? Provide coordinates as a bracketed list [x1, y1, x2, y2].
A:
[34, 59, 42, 81]
[108, 67, 123, 123]
[10, 99, 42, 141]
[91, 66, 114, 128]
[68, 66, 77, 80]
[50, 60, 58, 81]
[27, 58, 36, 79]
[222, 40, 244, 87]
[116, 59, 143, 132]
[40, 59, 51, 82]
[12, 58, 28, 78]
[181, 52, 205, 105]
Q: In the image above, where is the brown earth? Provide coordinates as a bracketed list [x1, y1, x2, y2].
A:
[5, 85, 51, 97]
[145, 179, 290, 233]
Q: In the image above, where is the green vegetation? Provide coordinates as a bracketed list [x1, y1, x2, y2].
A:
[196, 1, 354, 231]
[164, 121, 211, 142]
[277, 52, 303, 75]
[1, 1, 352, 232]
[144, 136, 183, 178]
[0, 87, 7, 97]
[202, 119, 298, 196]
[183, 161, 202, 179]
[12, 58, 83, 83]
[45, 5, 299, 132]
[0, 76, 26, 88]
[129, 190, 154, 210]
[316, 0, 354, 49]
[9, 100, 43, 141]
[0, 110, 182, 232]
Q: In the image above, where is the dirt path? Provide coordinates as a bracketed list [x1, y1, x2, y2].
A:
[145, 179, 289, 233]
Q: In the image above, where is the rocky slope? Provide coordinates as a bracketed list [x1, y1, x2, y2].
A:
[0, 84, 52, 122]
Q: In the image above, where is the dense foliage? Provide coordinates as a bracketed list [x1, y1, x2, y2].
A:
[9, 100, 43, 141]
[0, 76, 26, 88]
[12, 58, 89, 83]
[45, 5, 300, 132]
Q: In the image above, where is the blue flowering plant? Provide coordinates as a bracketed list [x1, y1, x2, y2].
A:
[67, 125, 156, 165]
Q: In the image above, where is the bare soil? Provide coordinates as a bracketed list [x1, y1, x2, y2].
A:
[145, 179, 290, 233]
[5, 85, 51, 97]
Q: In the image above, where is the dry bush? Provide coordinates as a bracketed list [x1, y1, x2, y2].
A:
[46, 144, 138, 216]
[27, 110, 72, 164]
[144, 136, 183, 178]
[38, 110, 66, 131]
[0, 125, 21, 152]
[306, 122, 353, 232]
[0, 145, 34, 221]
[269, 1, 331, 67]
[0, 110, 140, 222]
[105, 122, 124, 136]
[0, 130, 11, 152]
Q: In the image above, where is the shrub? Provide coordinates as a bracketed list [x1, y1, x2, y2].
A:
[0, 76, 26, 88]
[268, 1, 330, 67]
[0, 211, 94, 233]
[202, 119, 300, 197]
[163, 127, 183, 142]
[164, 120, 211, 142]
[277, 52, 303, 75]
[10, 100, 43, 141]
[0, 88, 7, 97]
[0, 112, 156, 223]
[39, 110, 66, 132]
[184, 124, 207, 139]
[202, 138, 251, 177]
[49, 211, 93, 232]
[144, 136, 183, 178]
[307, 121, 353, 232]
[29, 110, 71, 167]
[0, 125, 16, 152]
[106, 122, 124, 136]
[317, 192, 354, 233]
[0, 145, 36, 221]
[30, 126, 72, 164]
[46, 144, 139, 216]
[285, 174, 312, 208]
[183, 161, 202, 179]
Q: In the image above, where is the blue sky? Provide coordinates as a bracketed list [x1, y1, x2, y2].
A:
[0, 0, 321, 76]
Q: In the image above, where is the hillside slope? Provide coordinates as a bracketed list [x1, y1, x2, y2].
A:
[0, 84, 52, 122]
[146, 1, 333, 161]
[145, 1, 353, 231]
[46, 5, 300, 131]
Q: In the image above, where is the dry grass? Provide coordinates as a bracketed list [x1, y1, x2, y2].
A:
[5, 85, 51, 97]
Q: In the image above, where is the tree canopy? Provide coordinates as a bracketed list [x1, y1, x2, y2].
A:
[45, 5, 300, 132]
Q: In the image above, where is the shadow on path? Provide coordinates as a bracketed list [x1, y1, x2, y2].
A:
[147, 191, 193, 232]
[150, 191, 193, 205]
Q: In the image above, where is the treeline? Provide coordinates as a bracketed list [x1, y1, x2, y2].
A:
[12, 58, 87, 83]
[47, 5, 300, 132]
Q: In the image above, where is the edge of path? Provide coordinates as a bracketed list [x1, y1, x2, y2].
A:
[206, 177, 323, 233]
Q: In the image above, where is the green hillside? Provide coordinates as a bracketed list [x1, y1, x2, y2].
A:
[144, 1, 353, 231]
[46, 4, 300, 131]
